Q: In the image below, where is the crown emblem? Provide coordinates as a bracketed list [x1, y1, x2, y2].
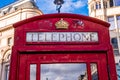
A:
[55, 18, 69, 29]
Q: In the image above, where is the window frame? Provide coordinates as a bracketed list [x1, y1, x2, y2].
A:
[110, 0, 120, 7]
[111, 37, 119, 55]
[7, 37, 12, 46]
[107, 16, 115, 30]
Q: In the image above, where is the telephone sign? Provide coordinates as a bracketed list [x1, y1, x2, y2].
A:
[26, 32, 98, 42]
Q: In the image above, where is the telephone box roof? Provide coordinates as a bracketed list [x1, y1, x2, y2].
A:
[13, 13, 110, 28]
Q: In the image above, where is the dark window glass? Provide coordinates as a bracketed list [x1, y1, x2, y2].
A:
[99, 2, 101, 9]
[115, 0, 120, 6]
[116, 63, 120, 80]
[114, 50, 119, 55]
[104, 1, 108, 8]
[96, 2, 101, 9]
[110, 0, 120, 7]
[110, 0, 114, 7]
[111, 38, 118, 48]
[96, 3, 99, 9]
[117, 16, 120, 20]
[8, 37, 12, 46]
[91, 63, 98, 80]
[111, 38, 119, 55]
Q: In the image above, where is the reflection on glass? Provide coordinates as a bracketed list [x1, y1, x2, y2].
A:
[5, 65, 9, 80]
[117, 15, 120, 28]
[90, 63, 98, 80]
[41, 63, 87, 80]
[30, 64, 36, 80]
[108, 16, 115, 30]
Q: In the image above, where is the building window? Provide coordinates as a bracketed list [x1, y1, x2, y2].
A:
[114, 0, 120, 6]
[104, 1, 108, 8]
[111, 38, 118, 48]
[96, 2, 101, 9]
[108, 16, 115, 30]
[5, 65, 10, 80]
[91, 4, 94, 12]
[41, 63, 88, 80]
[117, 15, 120, 28]
[111, 38, 119, 55]
[2, 51, 11, 80]
[110, 0, 114, 7]
[116, 63, 120, 80]
[8, 37, 12, 46]
[110, 0, 120, 7]
[90, 63, 98, 80]
[96, 2, 99, 9]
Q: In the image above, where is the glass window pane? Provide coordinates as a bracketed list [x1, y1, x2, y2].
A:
[110, 0, 114, 7]
[108, 16, 115, 30]
[96, 2, 101, 9]
[99, 2, 101, 9]
[8, 37, 12, 46]
[91, 63, 98, 80]
[96, 2, 99, 9]
[117, 16, 120, 28]
[30, 64, 36, 80]
[111, 38, 118, 49]
[5, 65, 10, 80]
[114, 49, 119, 55]
[104, 1, 107, 8]
[111, 38, 119, 55]
[108, 17, 114, 22]
[116, 63, 120, 80]
[117, 16, 120, 20]
[115, 0, 120, 6]
[41, 63, 88, 80]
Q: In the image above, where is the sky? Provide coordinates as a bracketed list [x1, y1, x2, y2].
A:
[0, 0, 16, 8]
[40, 64, 87, 80]
[30, 63, 87, 80]
[36, 0, 88, 15]
[0, 0, 88, 16]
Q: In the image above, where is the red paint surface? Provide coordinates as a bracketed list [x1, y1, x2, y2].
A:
[9, 13, 117, 80]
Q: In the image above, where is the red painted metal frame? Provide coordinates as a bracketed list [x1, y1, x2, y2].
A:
[19, 53, 108, 80]
[9, 13, 117, 80]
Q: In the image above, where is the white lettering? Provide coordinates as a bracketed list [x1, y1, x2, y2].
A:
[26, 32, 98, 42]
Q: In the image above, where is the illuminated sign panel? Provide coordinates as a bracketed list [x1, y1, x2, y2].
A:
[26, 32, 98, 42]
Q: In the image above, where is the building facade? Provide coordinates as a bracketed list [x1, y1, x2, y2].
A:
[88, 0, 120, 79]
[0, 0, 43, 80]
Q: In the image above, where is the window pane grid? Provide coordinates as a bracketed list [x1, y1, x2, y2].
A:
[30, 64, 36, 80]
[90, 63, 98, 80]
[117, 16, 120, 28]
[5, 65, 10, 80]
[108, 16, 115, 30]
[41, 63, 88, 80]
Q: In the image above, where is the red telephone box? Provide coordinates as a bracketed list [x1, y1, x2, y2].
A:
[9, 13, 117, 80]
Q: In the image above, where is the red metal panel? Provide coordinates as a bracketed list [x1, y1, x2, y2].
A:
[9, 13, 117, 80]
[19, 53, 108, 80]
[13, 14, 110, 46]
